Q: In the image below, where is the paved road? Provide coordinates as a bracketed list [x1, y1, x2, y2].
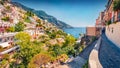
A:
[79, 41, 97, 60]
[67, 41, 97, 68]
[99, 33, 120, 68]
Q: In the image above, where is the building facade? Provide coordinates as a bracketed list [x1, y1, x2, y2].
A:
[104, 0, 120, 23]
[86, 27, 97, 36]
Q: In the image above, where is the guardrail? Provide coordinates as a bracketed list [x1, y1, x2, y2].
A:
[88, 37, 102, 68]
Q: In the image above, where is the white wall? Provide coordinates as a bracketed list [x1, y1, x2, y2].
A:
[106, 22, 120, 48]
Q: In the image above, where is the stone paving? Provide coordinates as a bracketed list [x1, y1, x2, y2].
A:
[66, 41, 97, 68]
[99, 33, 120, 68]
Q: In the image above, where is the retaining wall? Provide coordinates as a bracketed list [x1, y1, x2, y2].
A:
[89, 37, 102, 68]
[106, 22, 120, 48]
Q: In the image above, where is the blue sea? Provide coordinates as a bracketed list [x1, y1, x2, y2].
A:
[63, 27, 86, 39]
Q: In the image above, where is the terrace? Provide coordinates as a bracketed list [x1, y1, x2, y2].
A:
[0, 33, 18, 54]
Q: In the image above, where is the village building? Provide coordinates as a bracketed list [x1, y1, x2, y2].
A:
[86, 27, 97, 36]
[104, 0, 120, 23]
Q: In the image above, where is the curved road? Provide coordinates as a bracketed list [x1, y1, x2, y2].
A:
[67, 41, 97, 68]
[99, 33, 120, 68]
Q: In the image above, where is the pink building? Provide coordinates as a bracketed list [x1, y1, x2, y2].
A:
[86, 27, 97, 36]
[104, 0, 120, 23]
[96, 12, 105, 28]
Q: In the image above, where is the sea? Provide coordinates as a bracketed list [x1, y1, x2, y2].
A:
[63, 27, 86, 39]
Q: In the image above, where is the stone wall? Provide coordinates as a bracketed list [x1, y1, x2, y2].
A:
[106, 22, 120, 47]
[89, 37, 102, 68]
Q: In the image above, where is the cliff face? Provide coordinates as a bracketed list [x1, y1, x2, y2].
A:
[11, 2, 73, 29]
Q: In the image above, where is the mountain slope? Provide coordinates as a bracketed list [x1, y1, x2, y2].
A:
[11, 2, 73, 29]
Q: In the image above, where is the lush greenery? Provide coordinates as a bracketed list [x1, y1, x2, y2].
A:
[14, 32, 42, 67]
[82, 61, 88, 68]
[15, 21, 25, 32]
[26, 11, 34, 17]
[36, 23, 42, 27]
[0, 0, 4, 5]
[24, 17, 31, 23]
[28, 53, 52, 68]
[1, 16, 10, 21]
[106, 20, 112, 25]
[6, 27, 15, 32]
[0, 1, 80, 68]
[10, 29, 77, 67]
[6, 6, 10, 10]
[48, 44, 75, 57]
[113, 0, 120, 11]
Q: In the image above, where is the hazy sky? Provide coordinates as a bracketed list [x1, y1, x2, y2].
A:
[12, 0, 107, 27]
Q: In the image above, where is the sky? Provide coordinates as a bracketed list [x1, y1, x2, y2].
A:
[12, 0, 107, 27]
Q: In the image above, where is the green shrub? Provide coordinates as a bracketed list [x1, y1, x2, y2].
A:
[106, 20, 112, 25]
[6, 6, 10, 10]
[24, 17, 31, 23]
[92, 36, 96, 41]
[1, 17, 10, 21]
[0, 1, 4, 5]
[82, 61, 88, 68]
[6, 27, 15, 32]
[26, 11, 34, 17]
[113, 0, 120, 11]
[15, 21, 25, 32]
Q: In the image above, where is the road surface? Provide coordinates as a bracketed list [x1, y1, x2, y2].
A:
[99, 33, 120, 68]
[67, 41, 97, 68]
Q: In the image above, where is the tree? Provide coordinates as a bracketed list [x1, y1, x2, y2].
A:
[36, 23, 42, 27]
[6, 6, 10, 10]
[28, 53, 51, 68]
[0, 46, 4, 52]
[15, 21, 25, 32]
[36, 19, 41, 24]
[26, 11, 34, 17]
[6, 27, 15, 32]
[62, 46, 75, 55]
[64, 35, 76, 46]
[57, 54, 68, 62]
[0, 0, 4, 5]
[113, 0, 120, 11]
[38, 35, 50, 43]
[24, 17, 31, 23]
[106, 20, 112, 25]
[15, 32, 31, 44]
[0, 59, 8, 67]
[1, 16, 10, 21]
[0, 54, 10, 67]
[48, 44, 63, 57]
[3, 54, 9, 60]
[14, 32, 43, 67]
